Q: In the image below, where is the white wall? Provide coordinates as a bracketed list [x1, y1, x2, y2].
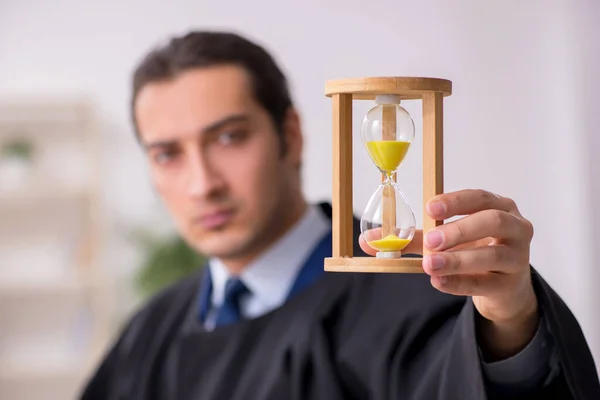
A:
[577, 0, 600, 373]
[1, 0, 598, 369]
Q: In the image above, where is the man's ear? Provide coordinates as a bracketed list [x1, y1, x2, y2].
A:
[281, 107, 303, 168]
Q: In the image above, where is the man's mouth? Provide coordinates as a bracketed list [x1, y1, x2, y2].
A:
[195, 209, 235, 230]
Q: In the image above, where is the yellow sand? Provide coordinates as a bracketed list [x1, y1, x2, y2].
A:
[367, 234, 411, 252]
[365, 141, 410, 173]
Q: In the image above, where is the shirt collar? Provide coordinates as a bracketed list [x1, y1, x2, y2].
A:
[208, 204, 330, 311]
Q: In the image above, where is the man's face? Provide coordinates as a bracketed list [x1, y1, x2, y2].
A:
[134, 65, 303, 264]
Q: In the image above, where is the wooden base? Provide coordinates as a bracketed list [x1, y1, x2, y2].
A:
[324, 257, 424, 273]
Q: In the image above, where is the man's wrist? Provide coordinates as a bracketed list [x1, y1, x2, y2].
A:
[476, 290, 540, 362]
[479, 314, 559, 391]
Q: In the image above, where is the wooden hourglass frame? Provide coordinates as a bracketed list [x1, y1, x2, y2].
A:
[324, 77, 452, 273]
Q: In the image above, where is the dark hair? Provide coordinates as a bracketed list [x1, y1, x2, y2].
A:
[130, 31, 293, 139]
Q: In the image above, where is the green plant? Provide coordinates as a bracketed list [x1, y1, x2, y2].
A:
[134, 232, 206, 299]
[1, 138, 34, 160]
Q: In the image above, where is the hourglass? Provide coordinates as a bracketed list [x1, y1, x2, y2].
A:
[361, 93, 416, 259]
[324, 77, 452, 273]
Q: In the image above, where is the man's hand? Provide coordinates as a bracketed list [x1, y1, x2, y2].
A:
[360, 189, 539, 361]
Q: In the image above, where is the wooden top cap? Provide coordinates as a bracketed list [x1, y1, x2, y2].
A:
[325, 77, 452, 100]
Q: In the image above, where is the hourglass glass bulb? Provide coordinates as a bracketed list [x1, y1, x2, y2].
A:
[360, 180, 416, 258]
[361, 94, 415, 176]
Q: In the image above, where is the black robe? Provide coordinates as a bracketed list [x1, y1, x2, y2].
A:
[81, 203, 600, 399]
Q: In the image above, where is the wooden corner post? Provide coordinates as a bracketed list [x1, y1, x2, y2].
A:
[422, 92, 444, 256]
[332, 93, 354, 258]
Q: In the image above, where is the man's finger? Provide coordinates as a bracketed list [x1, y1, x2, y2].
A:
[426, 189, 520, 221]
[429, 273, 511, 297]
[359, 234, 378, 256]
[424, 210, 529, 251]
[422, 245, 519, 277]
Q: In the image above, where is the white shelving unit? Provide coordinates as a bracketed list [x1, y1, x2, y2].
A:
[0, 100, 113, 399]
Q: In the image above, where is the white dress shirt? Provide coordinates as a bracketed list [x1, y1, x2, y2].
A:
[205, 203, 556, 390]
[206, 204, 329, 328]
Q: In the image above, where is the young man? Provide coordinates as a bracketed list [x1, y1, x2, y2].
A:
[81, 31, 599, 399]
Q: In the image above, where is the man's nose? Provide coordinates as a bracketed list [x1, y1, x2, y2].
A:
[186, 152, 225, 198]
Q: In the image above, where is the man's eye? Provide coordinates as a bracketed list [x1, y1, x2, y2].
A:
[153, 149, 179, 164]
[218, 130, 246, 145]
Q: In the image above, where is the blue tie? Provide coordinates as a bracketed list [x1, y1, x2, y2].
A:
[213, 277, 249, 327]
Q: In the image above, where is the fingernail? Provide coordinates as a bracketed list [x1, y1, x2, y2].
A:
[425, 230, 444, 249]
[427, 201, 446, 217]
[439, 276, 448, 285]
[425, 254, 444, 270]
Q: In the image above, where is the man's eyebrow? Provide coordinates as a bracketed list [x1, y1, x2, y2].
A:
[143, 113, 250, 150]
[203, 113, 249, 134]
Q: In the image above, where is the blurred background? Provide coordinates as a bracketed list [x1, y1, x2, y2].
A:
[0, 0, 598, 398]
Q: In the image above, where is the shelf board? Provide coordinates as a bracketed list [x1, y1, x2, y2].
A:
[0, 188, 90, 213]
[0, 274, 108, 298]
[0, 187, 89, 200]
[0, 358, 91, 382]
[0, 280, 82, 297]
[0, 100, 91, 125]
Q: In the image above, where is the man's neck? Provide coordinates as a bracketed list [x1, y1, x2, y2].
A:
[206, 200, 332, 321]
[220, 197, 308, 275]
